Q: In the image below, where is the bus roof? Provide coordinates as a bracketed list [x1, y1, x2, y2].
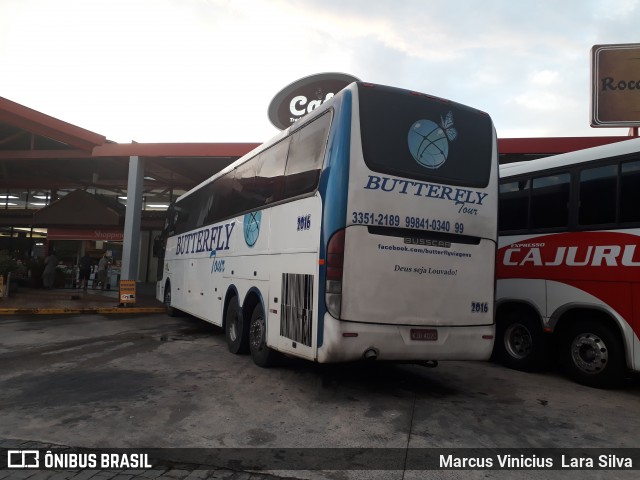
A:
[500, 136, 640, 178]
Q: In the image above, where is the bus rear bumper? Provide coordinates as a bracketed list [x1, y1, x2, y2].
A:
[317, 313, 495, 363]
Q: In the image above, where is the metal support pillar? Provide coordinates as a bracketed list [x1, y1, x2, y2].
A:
[121, 155, 144, 281]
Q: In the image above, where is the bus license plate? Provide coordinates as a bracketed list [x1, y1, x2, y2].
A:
[410, 329, 438, 341]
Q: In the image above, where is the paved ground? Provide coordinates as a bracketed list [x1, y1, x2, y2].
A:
[1, 312, 639, 480]
[0, 285, 165, 315]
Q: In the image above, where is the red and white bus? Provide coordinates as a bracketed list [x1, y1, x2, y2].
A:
[495, 137, 640, 388]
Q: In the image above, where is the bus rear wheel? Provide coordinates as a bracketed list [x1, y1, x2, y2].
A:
[559, 319, 625, 389]
[494, 309, 545, 371]
[249, 303, 278, 368]
[225, 296, 249, 354]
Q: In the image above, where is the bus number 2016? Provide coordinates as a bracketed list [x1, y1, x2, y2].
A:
[297, 214, 311, 231]
[471, 302, 489, 313]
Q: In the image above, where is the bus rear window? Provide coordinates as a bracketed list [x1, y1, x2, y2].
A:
[358, 84, 493, 188]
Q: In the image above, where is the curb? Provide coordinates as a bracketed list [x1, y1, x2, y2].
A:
[0, 307, 166, 315]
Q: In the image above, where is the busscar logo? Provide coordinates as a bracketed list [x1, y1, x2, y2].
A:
[404, 237, 451, 248]
[7, 450, 39, 468]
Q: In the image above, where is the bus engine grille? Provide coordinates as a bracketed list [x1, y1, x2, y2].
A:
[280, 273, 313, 347]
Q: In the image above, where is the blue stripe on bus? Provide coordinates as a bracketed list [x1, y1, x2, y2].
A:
[317, 89, 353, 348]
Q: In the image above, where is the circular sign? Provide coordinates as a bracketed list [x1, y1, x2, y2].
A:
[407, 112, 458, 170]
[268, 73, 361, 130]
[243, 211, 262, 247]
[408, 120, 449, 169]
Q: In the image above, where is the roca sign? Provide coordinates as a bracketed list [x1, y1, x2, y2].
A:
[591, 43, 640, 128]
[268, 73, 360, 130]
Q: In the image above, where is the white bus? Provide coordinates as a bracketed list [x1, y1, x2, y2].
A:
[495, 137, 640, 388]
[157, 82, 498, 367]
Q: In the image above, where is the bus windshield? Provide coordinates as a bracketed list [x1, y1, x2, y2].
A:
[358, 84, 493, 188]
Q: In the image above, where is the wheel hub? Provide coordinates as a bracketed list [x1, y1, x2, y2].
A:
[504, 323, 532, 359]
[250, 316, 265, 350]
[571, 333, 608, 374]
[229, 315, 239, 342]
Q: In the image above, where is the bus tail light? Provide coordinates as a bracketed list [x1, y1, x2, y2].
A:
[325, 229, 345, 318]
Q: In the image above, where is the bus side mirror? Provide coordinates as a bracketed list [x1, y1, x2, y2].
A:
[153, 236, 160, 256]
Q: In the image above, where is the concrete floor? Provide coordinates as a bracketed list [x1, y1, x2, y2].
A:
[1, 312, 639, 479]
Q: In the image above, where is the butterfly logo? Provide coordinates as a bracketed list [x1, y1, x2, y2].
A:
[440, 111, 457, 142]
[408, 111, 459, 170]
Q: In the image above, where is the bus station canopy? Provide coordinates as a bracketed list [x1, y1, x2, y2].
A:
[0, 95, 260, 192]
[0, 94, 631, 196]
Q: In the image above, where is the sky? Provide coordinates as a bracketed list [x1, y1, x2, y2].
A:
[0, 0, 638, 144]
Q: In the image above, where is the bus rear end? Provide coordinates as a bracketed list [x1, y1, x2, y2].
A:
[319, 83, 497, 363]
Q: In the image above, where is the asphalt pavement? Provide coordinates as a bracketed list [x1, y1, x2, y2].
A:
[2, 289, 640, 479]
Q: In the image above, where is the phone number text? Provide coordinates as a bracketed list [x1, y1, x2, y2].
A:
[351, 212, 465, 233]
[351, 212, 401, 227]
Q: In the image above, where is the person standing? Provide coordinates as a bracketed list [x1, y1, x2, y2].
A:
[42, 250, 58, 289]
[97, 252, 109, 290]
[78, 253, 93, 292]
[98, 252, 110, 290]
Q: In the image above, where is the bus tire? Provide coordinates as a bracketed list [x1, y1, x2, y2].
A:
[494, 309, 545, 371]
[559, 319, 626, 389]
[249, 303, 278, 368]
[225, 296, 249, 354]
[164, 282, 178, 317]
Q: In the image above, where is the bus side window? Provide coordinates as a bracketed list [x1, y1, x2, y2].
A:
[205, 170, 235, 224]
[531, 173, 570, 229]
[164, 205, 176, 237]
[194, 183, 214, 229]
[620, 159, 640, 223]
[180, 193, 201, 233]
[255, 138, 289, 206]
[234, 158, 259, 214]
[579, 165, 617, 226]
[173, 205, 189, 235]
[284, 113, 331, 198]
[499, 179, 529, 232]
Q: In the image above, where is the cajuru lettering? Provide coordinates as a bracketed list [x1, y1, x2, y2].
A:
[503, 244, 640, 267]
